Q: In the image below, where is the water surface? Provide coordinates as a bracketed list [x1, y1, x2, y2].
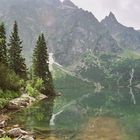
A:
[9, 86, 140, 140]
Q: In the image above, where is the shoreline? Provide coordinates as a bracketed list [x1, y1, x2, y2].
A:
[0, 93, 48, 139]
[0, 93, 47, 115]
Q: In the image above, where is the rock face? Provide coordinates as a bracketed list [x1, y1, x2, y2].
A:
[0, 0, 139, 69]
[101, 12, 140, 50]
[0, 0, 120, 67]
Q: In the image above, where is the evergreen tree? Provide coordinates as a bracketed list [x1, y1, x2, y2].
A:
[0, 22, 7, 65]
[33, 34, 54, 96]
[9, 21, 27, 79]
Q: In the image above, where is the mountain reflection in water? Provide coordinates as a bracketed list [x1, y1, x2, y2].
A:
[9, 87, 140, 140]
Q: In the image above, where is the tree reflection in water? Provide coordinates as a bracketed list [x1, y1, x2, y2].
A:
[9, 97, 55, 132]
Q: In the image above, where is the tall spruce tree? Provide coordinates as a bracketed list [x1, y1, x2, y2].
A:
[9, 21, 27, 79]
[33, 34, 54, 96]
[0, 22, 7, 65]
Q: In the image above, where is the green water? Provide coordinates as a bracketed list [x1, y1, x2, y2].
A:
[9, 84, 140, 140]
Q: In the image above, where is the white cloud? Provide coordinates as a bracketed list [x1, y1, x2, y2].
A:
[70, 0, 140, 29]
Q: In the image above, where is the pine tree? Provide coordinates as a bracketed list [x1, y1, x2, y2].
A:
[33, 34, 54, 96]
[9, 21, 27, 79]
[0, 22, 7, 65]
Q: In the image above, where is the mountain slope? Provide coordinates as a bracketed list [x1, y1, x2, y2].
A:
[101, 12, 140, 50]
[0, 0, 120, 67]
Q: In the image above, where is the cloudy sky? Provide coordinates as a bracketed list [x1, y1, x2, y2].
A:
[69, 0, 140, 29]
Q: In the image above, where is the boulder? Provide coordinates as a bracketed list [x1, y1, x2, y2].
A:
[7, 128, 28, 137]
[0, 120, 7, 128]
[7, 104, 20, 110]
[37, 94, 48, 100]
[7, 100, 20, 110]
[7, 94, 36, 110]
[21, 94, 35, 103]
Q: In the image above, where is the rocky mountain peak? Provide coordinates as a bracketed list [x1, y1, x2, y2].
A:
[108, 12, 116, 19]
[1, 0, 140, 67]
[101, 12, 140, 50]
[101, 12, 120, 33]
[104, 12, 118, 23]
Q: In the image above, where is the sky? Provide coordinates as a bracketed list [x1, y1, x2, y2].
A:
[68, 0, 140, 29]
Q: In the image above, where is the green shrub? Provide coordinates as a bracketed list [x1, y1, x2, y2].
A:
[0, 89, 20, 99]
[34, 78, 44, 90]
[0, 98, 8, 109]
[26, 83, 38, 97]
[26, 78, 43, 97]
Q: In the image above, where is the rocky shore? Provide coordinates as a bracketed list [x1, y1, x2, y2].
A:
[0, 94, 47, 139]
[0, 94, 47, 114]
[0, 113, 35, 140]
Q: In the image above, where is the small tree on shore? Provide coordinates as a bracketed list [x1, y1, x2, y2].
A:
[33, 34, 54, 96]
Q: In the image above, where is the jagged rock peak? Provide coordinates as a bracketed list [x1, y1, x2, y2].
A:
[62, 0, 77, 8]
[106, 12, 117, 22]
[109, 12, 115, 18]
[101, 12, 117, 24]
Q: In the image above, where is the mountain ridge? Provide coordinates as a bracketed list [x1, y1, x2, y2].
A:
[0, 0, 140, 67]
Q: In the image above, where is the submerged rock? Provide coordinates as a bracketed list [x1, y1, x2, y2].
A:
[7, 128, 28, 137]
[16, 135, 34, 140]
[55, 92, 62, 96]
[0, 129, 6, 137]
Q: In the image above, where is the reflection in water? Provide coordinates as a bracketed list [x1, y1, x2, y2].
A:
[50, 110, 63, 126]
[10, 97, 55, 131]
[129, 87, 136, 105]
[53, 88, 140, 140]
[50, 93, 90, 126]
[9, 87, 140, 140]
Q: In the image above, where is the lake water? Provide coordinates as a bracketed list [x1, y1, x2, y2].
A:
[9, 86, 140, 140]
